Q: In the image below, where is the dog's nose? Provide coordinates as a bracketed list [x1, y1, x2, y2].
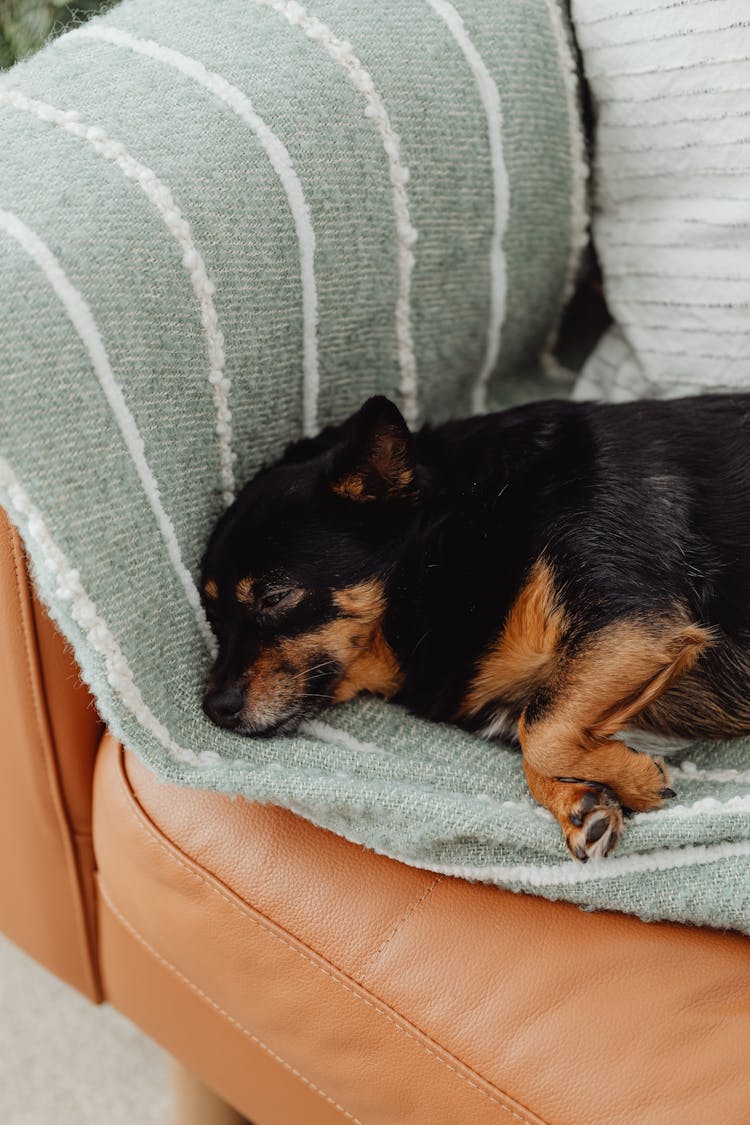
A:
[203, 685, 245, 729]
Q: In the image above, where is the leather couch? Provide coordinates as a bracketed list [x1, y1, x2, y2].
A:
[2, 503, 749, 1124]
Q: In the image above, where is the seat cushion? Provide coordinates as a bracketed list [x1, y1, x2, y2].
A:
[93, 733, 750, 1125]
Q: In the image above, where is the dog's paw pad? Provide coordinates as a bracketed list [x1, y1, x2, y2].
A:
[565, 785, 623, 862]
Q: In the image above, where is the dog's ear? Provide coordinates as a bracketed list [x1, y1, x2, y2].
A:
[329, 396, 417, 503]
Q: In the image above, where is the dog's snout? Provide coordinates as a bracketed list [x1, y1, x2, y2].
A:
[203, 684, 245, 729]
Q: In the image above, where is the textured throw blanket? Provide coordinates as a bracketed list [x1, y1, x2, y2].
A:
[1, 0, 748, 934]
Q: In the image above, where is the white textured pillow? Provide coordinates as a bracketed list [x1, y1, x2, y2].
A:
[572, 0, 750, 402]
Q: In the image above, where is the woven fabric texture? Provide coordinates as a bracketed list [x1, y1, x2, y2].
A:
[573, 0, 750, 401]
[1, 0, 748, 933]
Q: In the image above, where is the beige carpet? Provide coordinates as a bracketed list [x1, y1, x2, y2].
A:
[0, 934, 170, 1124]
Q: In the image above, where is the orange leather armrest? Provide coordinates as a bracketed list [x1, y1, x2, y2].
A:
[0, 506, 103, 999]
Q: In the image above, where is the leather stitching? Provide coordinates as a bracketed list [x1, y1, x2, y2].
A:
[98, 885, 362, 1124]
[114, 763, 540, 1123]
[359, 875, 445, 981]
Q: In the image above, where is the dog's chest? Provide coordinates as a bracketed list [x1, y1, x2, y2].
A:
[457, 558, 564, 730]
[476, 706, 519, 742]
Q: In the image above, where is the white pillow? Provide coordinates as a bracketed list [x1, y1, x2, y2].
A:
[571, 0, 750, 401]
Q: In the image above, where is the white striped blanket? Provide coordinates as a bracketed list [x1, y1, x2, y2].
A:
[1, 0, 748, 932]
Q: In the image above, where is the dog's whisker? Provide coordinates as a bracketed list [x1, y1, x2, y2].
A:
[411, 630, 430, 658]
[289, 659, 338, 682]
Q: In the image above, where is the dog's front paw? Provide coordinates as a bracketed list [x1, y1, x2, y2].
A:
[564, 783, 624, 862]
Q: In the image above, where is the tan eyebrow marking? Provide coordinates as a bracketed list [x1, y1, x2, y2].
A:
[235, 576, 255, 604]
[333, 578, 385, 621]
[204, 579, 219, 600]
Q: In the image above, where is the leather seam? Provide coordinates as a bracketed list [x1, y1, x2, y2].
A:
[116, 758, 538, 1123]
[98, 885, 363, 1124]
[359, 875, 445, 981]
[8, 523, 101, 999]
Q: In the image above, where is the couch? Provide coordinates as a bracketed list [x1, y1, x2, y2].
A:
[3, 502, 749, 1123]
[3, 0, 750, 1117]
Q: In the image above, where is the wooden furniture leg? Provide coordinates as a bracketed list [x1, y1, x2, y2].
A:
[171, 1059, 247, 1125]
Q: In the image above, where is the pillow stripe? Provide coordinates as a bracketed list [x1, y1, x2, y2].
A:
[0, 86, 236, 507]
[617, 170, 750, 181]
[582, 22, 750, 52]
[620, 298, 750, 307]
[602, 110, 750, 132]
[598, 85, 750, 106]
[602, 141, 750, 154]
[254, 0, 420, 426]
[620, 215, 747, 227]
[607, 270, 750, 282]
[583, 0, 718, 25]
[66, 26, 322, 440]
[619, 320, 748, 329]
[590, 55, 750, 84]
[425, 0, 509, 415]
[580, 5, 748, 50]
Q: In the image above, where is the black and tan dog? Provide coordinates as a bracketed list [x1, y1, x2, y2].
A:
[201, 394, 750, 860]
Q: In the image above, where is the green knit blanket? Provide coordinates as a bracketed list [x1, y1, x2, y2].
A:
[1, 0, 748, 933]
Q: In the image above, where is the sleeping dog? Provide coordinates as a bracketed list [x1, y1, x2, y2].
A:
[201, 394, 750, 861]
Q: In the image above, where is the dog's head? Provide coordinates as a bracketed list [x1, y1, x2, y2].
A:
[201, 397, 417, 735]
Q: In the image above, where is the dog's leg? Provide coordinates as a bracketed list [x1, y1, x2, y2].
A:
[523, 759, 624, 861]
[519, 615, 711, 858]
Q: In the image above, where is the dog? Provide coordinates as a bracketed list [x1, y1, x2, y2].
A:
[201, 393, 750, 860]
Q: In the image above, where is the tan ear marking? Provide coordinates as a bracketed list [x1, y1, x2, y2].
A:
[332, 474, 367, 501]
[372, 429, 414, 490]
[204, 579, 219, 600]
[235, 576, 255, 604]
[332, 425, 415, 502]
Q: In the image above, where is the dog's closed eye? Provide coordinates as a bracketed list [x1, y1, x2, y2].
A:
[259, 586, 302, 612]
[255, 586, 306, 615]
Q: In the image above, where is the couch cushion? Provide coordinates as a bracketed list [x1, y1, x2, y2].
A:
[93, 733, 750, 1125]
